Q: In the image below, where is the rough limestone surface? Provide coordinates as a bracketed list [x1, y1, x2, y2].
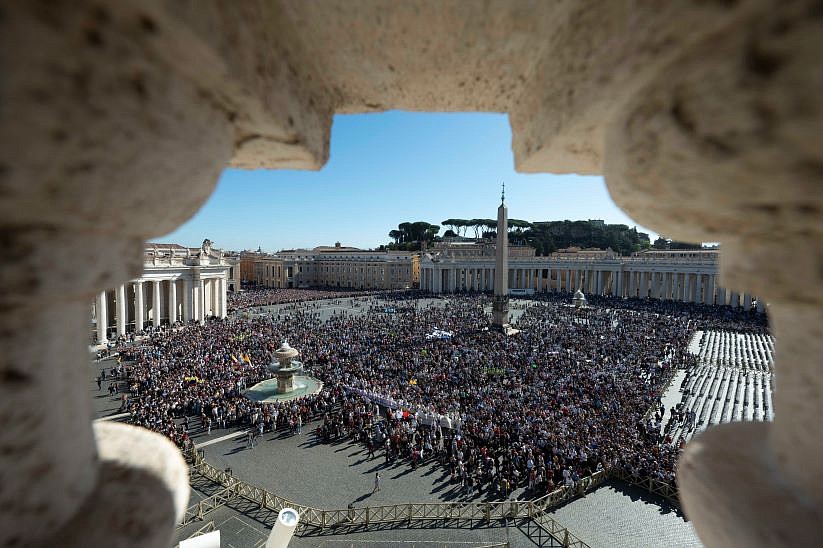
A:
[0, 1, 820, 546]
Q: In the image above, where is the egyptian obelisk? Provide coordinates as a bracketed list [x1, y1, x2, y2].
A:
[492, 183, 510, 329]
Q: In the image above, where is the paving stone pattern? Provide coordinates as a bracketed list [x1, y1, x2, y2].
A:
[193, 430, 700, 547]
[549, 482, 702, 548]
[95, 296, 702, 547]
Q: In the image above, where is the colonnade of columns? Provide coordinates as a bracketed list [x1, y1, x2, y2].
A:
[92, 276, 227, 343]
[419, 265, 765, 312]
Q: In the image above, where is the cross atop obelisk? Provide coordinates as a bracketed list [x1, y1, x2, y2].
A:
[492, 183, 510, 329]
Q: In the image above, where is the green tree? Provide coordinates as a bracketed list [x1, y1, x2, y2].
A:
[507, 219, 532, 245]
[388, 221, 440, 250]
[653, 237, 669, 249]
[441, 219, 460, 234]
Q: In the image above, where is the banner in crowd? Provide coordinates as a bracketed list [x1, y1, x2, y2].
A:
[343, 385, 461, 430]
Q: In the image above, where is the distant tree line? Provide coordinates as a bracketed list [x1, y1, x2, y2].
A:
[652, 237, 703, 250]
[387, 221, 440, 250]
[521, 220, 651, 255]
[385, 218, 652, 255]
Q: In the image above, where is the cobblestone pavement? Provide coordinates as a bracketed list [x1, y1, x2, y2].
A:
[179, 461, 525, 547]
[549, 481, 701, 548]
[95, 295, 702, 547]
[88, 357, 125, 419]
[201, 430, 532, 509]
[193, 429, 700, 547]
[660, 369, 689, 417]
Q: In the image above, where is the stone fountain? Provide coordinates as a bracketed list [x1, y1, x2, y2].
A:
[244, 341, 322, 403]
[269, 341, 303, 394]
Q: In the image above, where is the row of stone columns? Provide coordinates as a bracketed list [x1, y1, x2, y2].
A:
[419, 266, 765, 311]
[93, 277, 227, 343]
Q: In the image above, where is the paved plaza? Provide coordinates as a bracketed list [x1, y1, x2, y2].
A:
[548, 483, 700, 548]
[90, 295, 703, 547]
[177, 421, 700, 547]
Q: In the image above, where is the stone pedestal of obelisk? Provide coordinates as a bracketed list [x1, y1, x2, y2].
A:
[492, 193, 510, 331]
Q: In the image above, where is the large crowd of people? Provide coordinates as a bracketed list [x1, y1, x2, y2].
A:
[227, 287, 396, 312]
[102, 289, 768, 500]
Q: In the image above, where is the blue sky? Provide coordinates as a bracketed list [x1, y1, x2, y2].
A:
[162, 112, 656, 251]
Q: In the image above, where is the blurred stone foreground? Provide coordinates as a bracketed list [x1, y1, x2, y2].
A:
[0, 2, 821, 546]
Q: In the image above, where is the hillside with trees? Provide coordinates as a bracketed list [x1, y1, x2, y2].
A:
[386, 221, 440, 250]
[386, 218, 651, 255]
[522, 220, 650, 255]
[652, 237, 703, 250]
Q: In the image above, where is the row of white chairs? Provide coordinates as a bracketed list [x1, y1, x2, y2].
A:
[696, 330, 774, 372]
[670, 366, 773, 443]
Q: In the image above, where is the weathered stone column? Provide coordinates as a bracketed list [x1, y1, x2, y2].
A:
[168, 280, 177, 324]
[0, 2, 242, 543]
[220, 277, 227, 318]
[2, 1, 819, 545]
[688, 275, 696, 303]
[194, 277, 203, 322]
[96, 291, 108, 344]
[152, 280, 161, 327]
[705, 275, 715, 305]
[183, 279, 193, 321]
[116, 284, 127, 336]
[134, 281, 145, 331]
[602, 6, 823, 542]
[215, 278, 222, 316]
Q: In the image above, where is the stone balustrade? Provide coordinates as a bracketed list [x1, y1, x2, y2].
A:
[0, 1, 819, 546]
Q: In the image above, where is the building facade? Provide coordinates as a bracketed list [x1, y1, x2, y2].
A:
[420, 243, 764, 311]
[240, 250, 264, 286]
[90, 240, 238, 343]
[252, 244, 419, 290]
